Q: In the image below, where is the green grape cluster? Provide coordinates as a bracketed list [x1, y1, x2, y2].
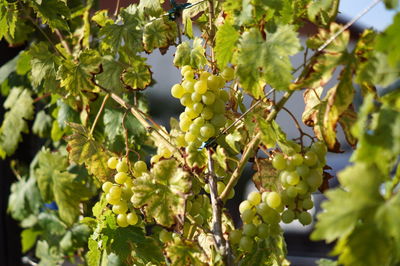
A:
[230, 142, 327, 252]
[102, 157, 148, 227]
[171, 65, 233, 148]
[271, 141, 327, 226]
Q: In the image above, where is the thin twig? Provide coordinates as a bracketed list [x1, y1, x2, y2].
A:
[122, 111, 130, 158]
[114, 0, 121, 17]
[89, 94, 109, 136]
[281, 106, 314, 149]
[33, 93, 51, 103]
[54, 29, 72, 55]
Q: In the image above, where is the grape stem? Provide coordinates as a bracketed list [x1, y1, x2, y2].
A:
[89, 94, 109, 136]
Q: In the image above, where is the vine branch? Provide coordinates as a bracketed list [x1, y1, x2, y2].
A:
[89, 94, 109, 136]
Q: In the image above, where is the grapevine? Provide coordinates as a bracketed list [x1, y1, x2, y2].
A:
[1, 0, 400, 265]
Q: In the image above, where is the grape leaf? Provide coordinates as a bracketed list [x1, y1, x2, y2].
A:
[66, 122, 113, 182]
[16, 50, 32, 75]
[35, 240, 62, 266]
[33, 110, 52, 138]
[225, 130, 243, 154]
[165, 240, 207, 266]
[29, 42, 61, 92]
[57, 49, 101, 95]
[215, 22, 240, 69]
[7, 176, 42, 222]
[96, 56, 125, 93]
[173, 38, 207, 69]
[91, 10, 113, 27]
[98, 5, 143, 54]
[307, 0, 339, 26]
[143, 18, 178, 54]
[383, 0, 399, 8]
[0, 0, 18, 40]
[311, 163, 384, 243]
[138, 0, 164, 17]
[30, 0, 70, 32]
[252, 158, 279, 192]
[0, 54, 17, 84]
[187, 146, 207, 168]
[338, 107, 357, 148]
[131, 159, 191, 227]
[121, 60, 152, 90]
[37, 212, 67, 236]
[294, 23, 349, 90]
[0, 87, 34, 158]
[376, 13, 400, 67]
[34, 149, 94, 225]
[235, 28, 264, 98]
[21, 228, 42, 253]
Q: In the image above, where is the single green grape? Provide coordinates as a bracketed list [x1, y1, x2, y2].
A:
[221, 67, 235, 81]
[247, 191, 261, 206]
[243, 223, 257, 237]
[179, 117, 191, 132]
[207, 75, 220, 90]
[296, 165, 310, 177]
[134, 161, 147, 173]
[239, 236, 254, 252]
[241, 209, 256, 224]
[201, 107, 214, 120]
[194, 80, 207, 94]
[191, 92, 202, 102]
[290, 153, 303, 166]
[171, 84, 185, 98]
[298, 211, 312, 225]
[257, 223, 269, 238]
[295, 181, 309, 195]
[272, 153, 286, 170]
[286, 171, 300, 186]
[219, 90, 229, 102]
[193, 214, 204, 225]
[180, 65, 192, 76]
[117, 213, 129, 227]
[202, 91, 216, 105]
[266, 192, 281, 209]
[182, 80, 195, 93]
[286, 186, 298, 198]
[106, 193, 121, 205]
[200, 71, 211, 80]
[180, 93, 193, 107]
[306, 169, 323, 190]
[102, 181, 113, 193]
[211, 114, 226, 128]
[116, 160, 129, 173]
[304, 150, 318, 166]
[183, 70, 194, 80]
[114, 172, 128, 184]
[193, 102, 204, 114]
[311, 141, 327, 157]
[160, 147, 172, 158]
[217, 182, 226, 195]
[112, 202, 128, 214]
[302, 198, 314, 210]
[256, 202, 271, 216]
[229, 230, 242, 244]
[281, 209, 295, 224]
[239, 200, 252, 213]
[185, 132, 197, 143]
[200, 123, 215, 139]
[109, 186, 122, 199]
[107, 157, 118, 169]
[212, 99, 225, 114]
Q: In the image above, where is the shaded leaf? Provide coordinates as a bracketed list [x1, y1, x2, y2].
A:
[215, 22, 239, 69]
[165, 240, 207, 266]
[30, 0, 70, 32]
[173, 38, 207, 69]
[143, 18, 178, 53]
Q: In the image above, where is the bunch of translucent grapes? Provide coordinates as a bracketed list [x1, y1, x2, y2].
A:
[102, 157, 148, 227]
[170, 65, 234, 148]
[229, 141, 327, 252]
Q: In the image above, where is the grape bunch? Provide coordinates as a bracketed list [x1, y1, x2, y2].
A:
[272, 141, 327, 225]
[230, 142, 327, 252]
[101, 157, 148, 227]
[170, 65, 234, 148]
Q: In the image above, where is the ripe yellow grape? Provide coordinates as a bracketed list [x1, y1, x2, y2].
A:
[116, 160, 129, 173]
[102, 181, 113, 193]
[171, 84, 185, 98]
[107, 157, 118, 169]
[114, 172, 128, 184]
[127, 212, 139, 225]
[194, 80, 207, 94]
[117, 213, 129, 227]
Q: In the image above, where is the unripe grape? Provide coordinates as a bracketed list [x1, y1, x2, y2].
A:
[211, 114, 226, 128]
[117, 213, 129, 227]
[207, 75, 220, 90]
[302, 198, 314, 210]
[247, 191, 261, 206]
[200, 123, 215, 139]
[107, 157, 118, 169]
[286, 186, 298, 198]
[185, 132, 197, 143]
[185, 107, 198, 119]
[228, 188, 235, 199]
[296, 165, 310, 177]
[106, 193, 121, 205]
[171, 84, 185, 98]
[243, 223, 257, 237]
[159, 230, 173, 243]
[266, 192, 281, 209]
[180, 93, 193, 107]
[102, 181, 113, 193]
[194, 80, 207, 94]
[115, 172, 128, 184]
[109, 186, 122, 199]
[272, 153, 286, 170]
[286, 171, 300, 186]
[306, 170, 322, 190]
[239, 200, 252, 213]
[221, 67, 234, 81]
[193, 117, 205, 126]
[200, 71, 211, 80]
[127, 212, 138, 225]
[116, 160, 129, 173]
[290, 153, 303, 166]
[190, 201, 202, 214]
[180, 65, 192, 76]
[241, 209, 256, 224]
[295, 181, 309, 195]
[257, 223, 269, 238]
[112, 202, 128, 214]
[215, 76, 225, 88]
[191, 92, 202, 102]
[298, 211, 312, 225]
[229, 230, 242, 244]
[179, 117, 191, 132]
[193, 102, 204, 114]
[182, 80, 195, 93]
[281, 209, 295, 224]
[239, 236, 254, 252]
[183, 70, 194, 80]
[256, 202, 271, 216]
[134, 161, 147, 173]
[193, 214, 204, 225]
[311, 141, 327, 156]
[217, 182, 226, 195]
[201, 107, 214, 120]
[202, 91, 216, 105]
[304, 150, 318, 166]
